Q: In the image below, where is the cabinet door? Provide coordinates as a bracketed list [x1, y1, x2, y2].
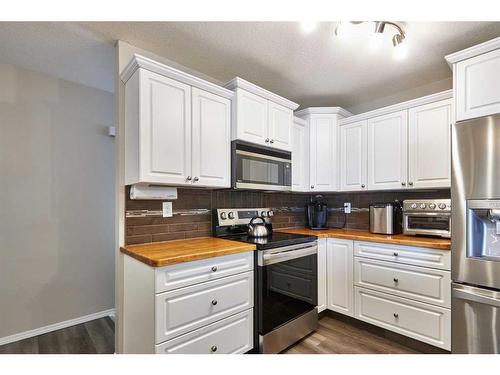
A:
[327, 238, 354, 316]
[309, 115, 338, 191]
[235, 88, 268, 146]
[268, 101, 292, 151]
[139, 70, 192, 185]
[340, 120, 368, 191]
[317, 239, 327, 312]
[191, 88, 231, 188]
[291, 118, 309, 192]
[367, 111, 408, 190]
[408, 99, 452, 189]
[455, 48, 500, 121]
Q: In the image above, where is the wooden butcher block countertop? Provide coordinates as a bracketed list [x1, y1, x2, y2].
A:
[275, 228, 451, 250]
[120, 237, 256, 267]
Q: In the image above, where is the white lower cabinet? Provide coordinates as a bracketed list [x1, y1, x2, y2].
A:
[317, 238, 327, 312]
[122, 251, 254, 354]
[155, 309, 253, 354]
[326, 238, 354, 316]
[354, 287, 451, 350]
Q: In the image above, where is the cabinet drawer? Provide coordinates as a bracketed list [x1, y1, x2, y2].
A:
[354, 257, 451, 307]
[155, 251, 254, 293]
[354, 241, 450, 270]
[155, 271, 253, 343]
[155, 309, 253, 354]
[354, 287, 450, 350]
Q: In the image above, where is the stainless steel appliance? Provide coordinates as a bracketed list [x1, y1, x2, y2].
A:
[452, 114, 500, 354]
[369, 201, 402, 235]
[306, 195, 328, 230]
[403, 199, 451, 238]
[232, 140, 292, 191]
[213, 208, 318, 353]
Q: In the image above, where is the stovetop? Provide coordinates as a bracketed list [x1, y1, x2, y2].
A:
[221, 231, 317, 250]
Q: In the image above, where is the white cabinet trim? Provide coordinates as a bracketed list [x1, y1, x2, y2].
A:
[121, 54, 234, 99]
[445, 36, 500, 65]
[339, 90, 452, 126]
[224, 77, 299, 110]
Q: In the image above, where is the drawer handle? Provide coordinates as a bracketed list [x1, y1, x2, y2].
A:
[393, 313, 399, 319]
[393, 278, 399, 283]
[211, 299, 218, 306]
[393, 252, 399, 257]
[211, 345, 217, 352]
[211, 266, 218, 272]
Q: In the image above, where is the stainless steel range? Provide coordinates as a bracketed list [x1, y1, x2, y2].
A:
[451, 114, 500, 353]
[213, 208, 318, 353]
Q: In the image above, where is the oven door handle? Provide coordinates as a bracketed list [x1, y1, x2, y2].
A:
[261, 245, 318, 266]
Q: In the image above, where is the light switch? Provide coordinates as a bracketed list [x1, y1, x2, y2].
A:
[162, 202, 173, 218]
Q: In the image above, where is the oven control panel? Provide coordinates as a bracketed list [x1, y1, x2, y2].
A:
[403, 199, 451, 212]
[215, 208, 273, 226]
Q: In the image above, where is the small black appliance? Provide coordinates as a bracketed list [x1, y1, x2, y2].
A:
[307, 195, 328, 229]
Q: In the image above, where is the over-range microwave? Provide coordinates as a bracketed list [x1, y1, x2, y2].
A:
[231, 140, 291, 191]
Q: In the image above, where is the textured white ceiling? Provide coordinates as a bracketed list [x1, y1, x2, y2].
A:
[1, 22, 500, 110]
[79, 21, 500, 109]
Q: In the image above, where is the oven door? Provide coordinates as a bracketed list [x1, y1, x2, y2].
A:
[403, 212, 451, 238]
[257, 242, 318, 336]
[233, 141, 291, 191]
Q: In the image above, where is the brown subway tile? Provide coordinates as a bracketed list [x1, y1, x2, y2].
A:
[152, 232, 186, 243]
[126, 234, 153, 245]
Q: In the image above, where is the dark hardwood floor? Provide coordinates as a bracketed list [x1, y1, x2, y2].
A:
[0, 313, 441, 354]
[0, 317, 115, 354]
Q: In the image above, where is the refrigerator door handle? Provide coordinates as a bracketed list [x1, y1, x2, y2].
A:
[453, 287, 500, 308]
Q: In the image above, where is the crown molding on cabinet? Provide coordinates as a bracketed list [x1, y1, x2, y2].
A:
[445, 37, 500, 66]
[294, 107, 353, 118]
[338, 90, 453, 126]
[120, 54, 234, 100]
[293, 116, 307, 126]
[224, 77, 300, 110]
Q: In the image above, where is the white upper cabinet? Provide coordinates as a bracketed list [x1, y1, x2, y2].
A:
[340, 120, 368, 191]
[367, 111, 408, 190]
[121, 55, 233, 187]
[191, 88, 231, 188]
[235, 89, 269, 146]
[408, 99, 452, 189]
[268, 101, 293, 150]
[446, 39, 500, 121]
[310, 115, 338, 191]
[225, 78, 299, 151]
[291, 117, 309, 192]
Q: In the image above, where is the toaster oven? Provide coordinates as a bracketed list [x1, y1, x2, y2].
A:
[403, 199, 451, 238]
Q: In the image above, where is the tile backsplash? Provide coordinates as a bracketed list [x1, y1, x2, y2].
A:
[125, 186, 450, 245]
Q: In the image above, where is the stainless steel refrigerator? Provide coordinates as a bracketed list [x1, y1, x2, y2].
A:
[452, 114, 500, 353]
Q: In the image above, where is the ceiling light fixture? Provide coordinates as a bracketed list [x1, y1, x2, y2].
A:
[300, 22, 318, 33]
[331, 21, 408, 60]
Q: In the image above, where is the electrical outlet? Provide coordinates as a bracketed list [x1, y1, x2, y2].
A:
[344, 202, 352, 214]
[162, 202, 173, 218]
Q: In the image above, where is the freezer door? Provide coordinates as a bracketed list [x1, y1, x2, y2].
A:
[452, 283, 500, 353]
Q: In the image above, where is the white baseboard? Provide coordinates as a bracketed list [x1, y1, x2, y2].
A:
[0, 308, 116, 346]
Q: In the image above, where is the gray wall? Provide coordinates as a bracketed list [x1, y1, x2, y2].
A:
[0, 63, 115, 339]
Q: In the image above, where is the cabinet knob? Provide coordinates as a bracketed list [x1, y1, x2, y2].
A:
[193, 176, 199, 182]
[311, 185, 314, 189]
[393, 313, 399, 319]
[361, 184, 366, 188]
[211, 345, 217, 352]
[393, 252, 399, 257]
[270, 139, 274, 144]
[401, 182, 406, 186]
[211, 299, 218, 306]
[211, 266, 218, 272]
[393, 278, 399, 283]
[265, 138, 270, 143]
[408, 181, 414, 186]
[186, 176, 192, 181]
